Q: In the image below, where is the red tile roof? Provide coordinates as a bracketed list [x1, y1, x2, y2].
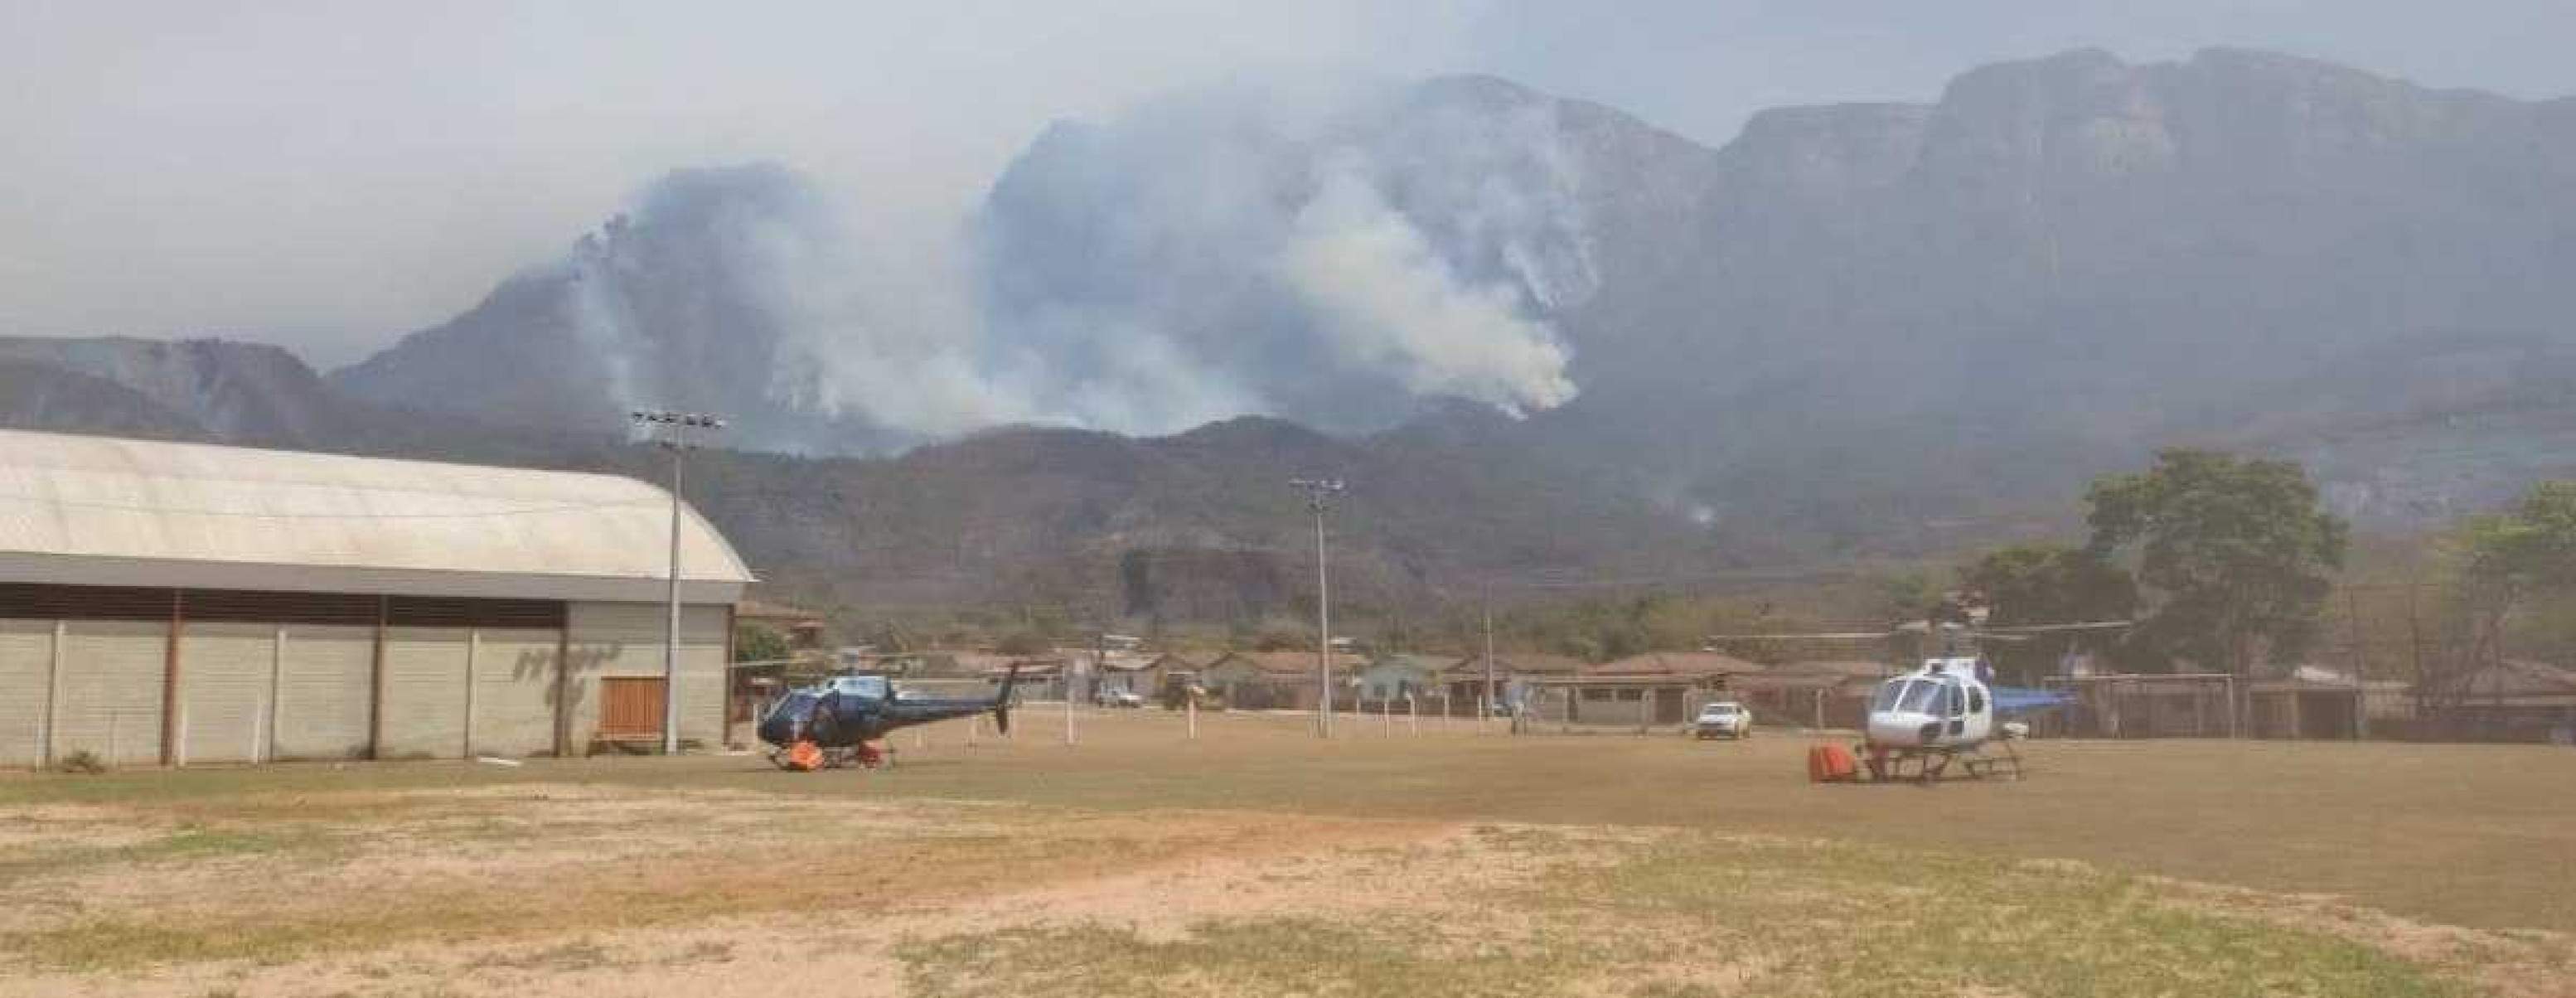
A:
[1586, 651, 1765, 677]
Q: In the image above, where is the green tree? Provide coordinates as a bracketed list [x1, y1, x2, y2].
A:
[2452, 481, 2576, 672]
[2085, 449, 2347, 676]
[1961, 543, 2137, 627]
[1959, 543, 2137, 681]
[733, 623, 790, 664]
[1876, 571, 1944, 623]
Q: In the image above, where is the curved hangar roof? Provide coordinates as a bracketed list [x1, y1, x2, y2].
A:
[0, 429, 754, 603]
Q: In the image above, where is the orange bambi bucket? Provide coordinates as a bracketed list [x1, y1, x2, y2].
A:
[787, 740, 825, 772]
[1807, 744, 1858, 782]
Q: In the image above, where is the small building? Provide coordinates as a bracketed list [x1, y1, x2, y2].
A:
[1441, 652, 1580, 715]
[0, 429, 755, 768]
[2043, 673, 2242, 739]
[980, 656, 1074, 700]
[1089, 650, 1165, 701]
[734, 599, 827, 653]
[1353, 652, 1449, 709]
[1731, 660, 1891, 730]
[1141, 651, 1210, 701]
[2417, 660, 2576, 743]
[1523, 652, 1759, 729]
[1198, 651, 1361, 710]
[2243, 666, 2414, 740]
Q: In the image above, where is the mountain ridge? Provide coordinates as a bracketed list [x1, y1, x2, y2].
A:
[11, 46, 2576, 615]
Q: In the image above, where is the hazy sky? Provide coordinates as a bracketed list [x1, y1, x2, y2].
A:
[7, 1, 2574, 367]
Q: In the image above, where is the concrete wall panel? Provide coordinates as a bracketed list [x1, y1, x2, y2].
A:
[52, 620, 167, 766]
[177, 622, 274, 764]
[276, 624, 374, 761]
[380, 626, 470, 759]
[566, 603, 726, 748]
[471, 628, 560, 757]
[0, 619, 52, 767]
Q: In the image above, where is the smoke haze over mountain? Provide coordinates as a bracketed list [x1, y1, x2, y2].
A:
[15, 34, 2576, 589]
[12, 2, 2576, 369]
[337, 76, 1608, 444]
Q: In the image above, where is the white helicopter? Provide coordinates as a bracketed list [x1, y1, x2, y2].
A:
[1858, 652, 2028, 782]
[1710, 617, 2124, 782]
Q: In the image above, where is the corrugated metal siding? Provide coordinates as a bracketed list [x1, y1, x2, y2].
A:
[177, 622, 273, 764]
[380, 626, 470, 759]
[52, 620, 166, 766]
[275, 624, 373, 760]
[0, 619, 51, 767]
[471, 628, 559, 757]
[566, 603, 728, 748]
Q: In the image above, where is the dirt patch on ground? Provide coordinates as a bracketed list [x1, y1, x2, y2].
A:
[0, 784, 1455, 997]
[2, 780, 2565, 997]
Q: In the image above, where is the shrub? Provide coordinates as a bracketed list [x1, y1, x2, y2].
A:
[52, 749, 107, 775]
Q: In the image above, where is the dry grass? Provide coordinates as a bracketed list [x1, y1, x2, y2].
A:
[1, 709, 2570, 996]
[898, 827, 2515, 998]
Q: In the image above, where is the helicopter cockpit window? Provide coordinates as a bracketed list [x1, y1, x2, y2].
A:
[1873, 681, 1905, 712]
[826, 675, 890, 700]
[1943, 682, 1964, 717]
[1896, 680, 1943, 714]
[1968, 686, 1987, 714]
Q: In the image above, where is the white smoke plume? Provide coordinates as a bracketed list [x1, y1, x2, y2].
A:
[1281, 152, 1577, 415]
[724, 199, 1034, 439]
[954, 76, 1595, 439]
[562, 240, 646, 415]
[554, 78, 1598, 451]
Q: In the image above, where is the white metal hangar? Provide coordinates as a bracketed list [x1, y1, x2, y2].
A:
[0, 428, 757, 768]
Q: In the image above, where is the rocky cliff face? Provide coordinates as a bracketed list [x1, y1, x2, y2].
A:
[1531, 47, 2576, 539]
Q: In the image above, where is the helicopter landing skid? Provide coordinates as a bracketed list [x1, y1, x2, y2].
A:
[1857, 741, 2021, 784]
[767, 741, 893, 773]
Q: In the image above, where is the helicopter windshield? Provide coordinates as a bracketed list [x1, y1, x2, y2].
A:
[1872, 681, 1906, 712]
[1896, 679, 1946, 715]
[824, 676, 889, 700]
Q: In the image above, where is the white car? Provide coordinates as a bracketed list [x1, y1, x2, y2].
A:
[1692, 701, 1752, 739]
[1094, 688, 1145, 708]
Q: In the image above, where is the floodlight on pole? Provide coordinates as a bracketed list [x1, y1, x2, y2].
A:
[1290, 477, 1344, 739]
[630, 409, 726, 756]
[1482, 577, 1497, 734]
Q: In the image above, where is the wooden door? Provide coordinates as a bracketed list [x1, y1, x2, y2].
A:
[599, 677, 666, 740]
[1654, 688, 1687, 724]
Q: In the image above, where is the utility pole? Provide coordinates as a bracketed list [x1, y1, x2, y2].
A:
[2346, 589, 2369, 740]
[2406, 583, 2428, 719]
[631, 409, 725, 756]
[1481, 577, 1497, 733]
[1290, 477, 1345, 738]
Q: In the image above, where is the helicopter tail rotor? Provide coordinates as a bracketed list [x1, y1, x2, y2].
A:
[991, 664, 1019, 735]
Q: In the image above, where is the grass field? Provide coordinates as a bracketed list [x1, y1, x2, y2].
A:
[2, 708, 2571, 996]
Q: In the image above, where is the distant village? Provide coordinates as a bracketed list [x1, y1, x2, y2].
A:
[732, 599, 2574, 744]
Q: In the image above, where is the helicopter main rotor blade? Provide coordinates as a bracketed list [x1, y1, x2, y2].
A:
[1973, 620, 2134, 633]
[1704, 630, 1901, 641]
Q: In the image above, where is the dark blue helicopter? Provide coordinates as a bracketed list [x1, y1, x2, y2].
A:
[758, 666, 1018, 770]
